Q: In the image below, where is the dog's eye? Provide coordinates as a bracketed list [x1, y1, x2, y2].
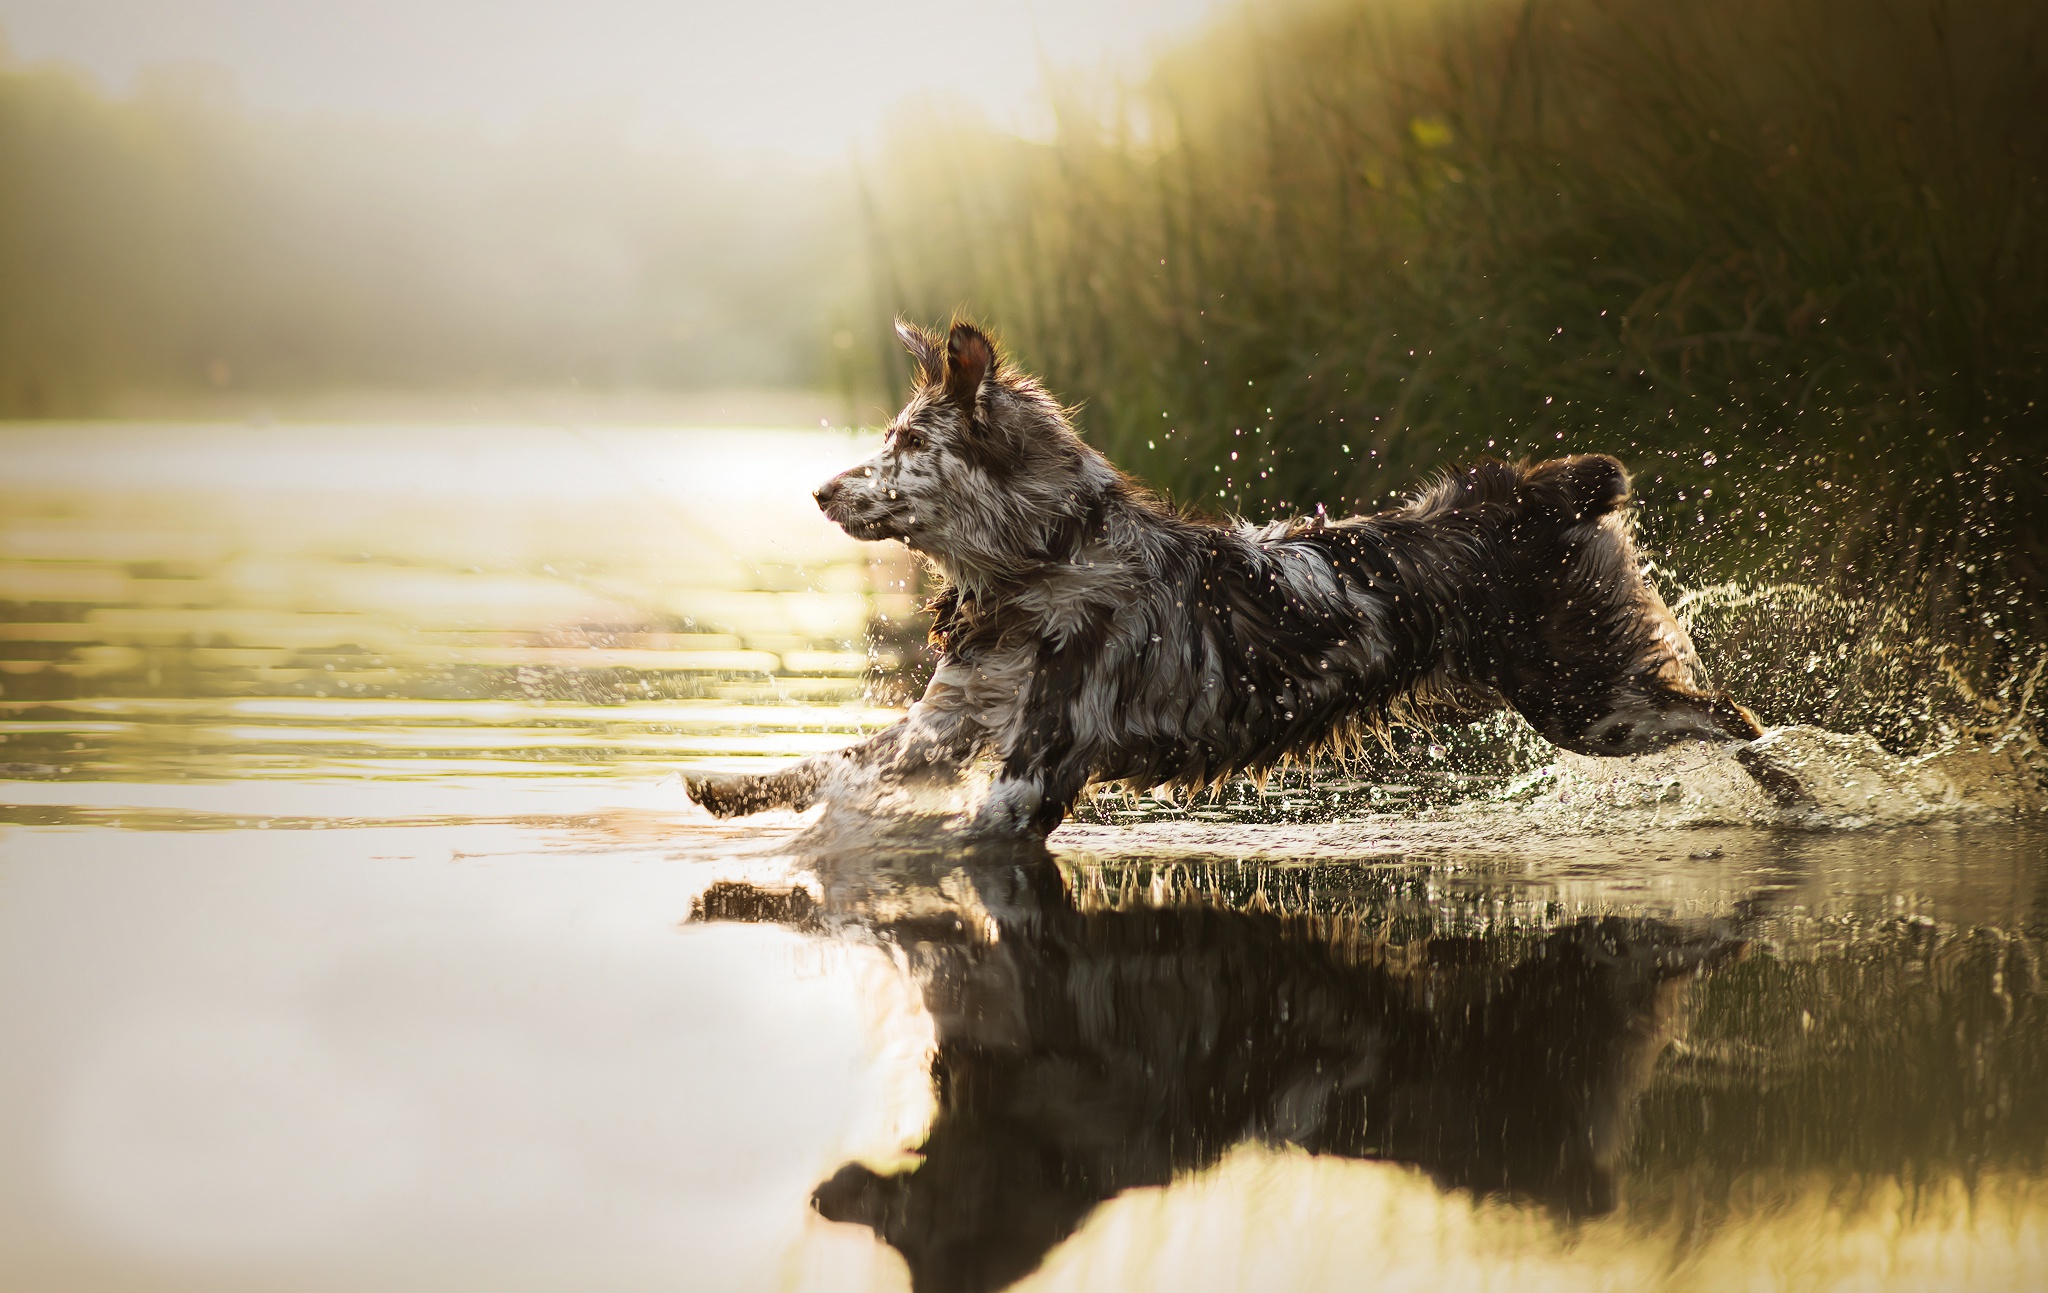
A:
[898, 431, 924, 452]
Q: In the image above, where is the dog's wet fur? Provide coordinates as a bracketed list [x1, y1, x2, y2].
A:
[687, 319, 1760, 835]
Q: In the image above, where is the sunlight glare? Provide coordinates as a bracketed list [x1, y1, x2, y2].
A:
[0, 0, 1232, 155]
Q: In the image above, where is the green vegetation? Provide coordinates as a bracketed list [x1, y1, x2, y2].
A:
[865, 0, 2047, 743]
[0, 55, 854, 414]
[2, 3, 2041, 747]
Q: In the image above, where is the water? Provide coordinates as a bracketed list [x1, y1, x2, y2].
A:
[1, 423, 2043, 1291]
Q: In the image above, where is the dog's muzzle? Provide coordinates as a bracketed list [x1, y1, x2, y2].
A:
[814, 469, 894, 539]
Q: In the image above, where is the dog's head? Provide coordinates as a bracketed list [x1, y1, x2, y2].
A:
[814, 320, 1121, 585]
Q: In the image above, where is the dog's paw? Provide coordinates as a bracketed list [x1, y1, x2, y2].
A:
[682, 772, 764, 818]
[680, 774, 733, 816]
[683, 767, 822, 818]
[967, 779, 1052, 838]
[1731, 741, 1815, 807]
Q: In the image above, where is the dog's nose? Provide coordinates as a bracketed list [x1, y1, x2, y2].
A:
[813, 476, 840, 510]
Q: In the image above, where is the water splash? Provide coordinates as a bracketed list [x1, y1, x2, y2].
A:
[1670, 576, 2045, 757]
[1501, 725, 2048, 831]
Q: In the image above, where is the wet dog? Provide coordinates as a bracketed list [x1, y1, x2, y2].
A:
[686, 320, 1760, 835]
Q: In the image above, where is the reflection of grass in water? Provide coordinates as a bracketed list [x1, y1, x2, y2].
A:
[1062, 855, 1438, 931]
[1634, 920, 2048, 1248]
[0, 532, 875, 705]
[0, 429, 909, 778]
[0, 697, 902, 783]
[1061, 849, 2048, 1260]
[1053, 846, 2048, 1281]
[866, 0, 2046, 748]
[1051, 1148, 2047, 1293]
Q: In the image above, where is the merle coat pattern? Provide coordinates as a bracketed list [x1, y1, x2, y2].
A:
[686, 320, 1759, 835]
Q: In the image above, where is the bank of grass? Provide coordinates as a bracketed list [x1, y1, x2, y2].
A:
[864, 0, 2047, 749]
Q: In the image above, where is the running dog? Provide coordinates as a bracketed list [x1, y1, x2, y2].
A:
[686, 320, 1760, 835]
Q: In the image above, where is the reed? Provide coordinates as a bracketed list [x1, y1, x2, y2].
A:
[862, 0, 2047, 744]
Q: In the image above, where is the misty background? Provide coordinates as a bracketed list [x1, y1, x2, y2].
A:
[0, 0, 1226, 419]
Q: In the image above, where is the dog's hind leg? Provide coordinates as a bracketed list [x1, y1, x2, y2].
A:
[1488, 455, 1764, 756]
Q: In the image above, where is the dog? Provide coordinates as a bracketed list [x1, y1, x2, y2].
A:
[685, 320, 1761, 835]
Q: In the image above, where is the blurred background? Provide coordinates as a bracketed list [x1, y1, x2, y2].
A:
[1, 0, 2044, 749]
[0, 0, 1235, 421]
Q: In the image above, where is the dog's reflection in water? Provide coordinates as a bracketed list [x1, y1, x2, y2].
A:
[695, 833, 1743, 1293]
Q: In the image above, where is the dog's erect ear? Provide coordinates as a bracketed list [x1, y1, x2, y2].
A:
[942, 321, 996, 410]
[895, 318, 944, 386]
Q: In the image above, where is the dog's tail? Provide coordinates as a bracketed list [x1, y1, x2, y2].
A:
[1407, 454, 1629, 527]
[1524, 453, 1630, 524]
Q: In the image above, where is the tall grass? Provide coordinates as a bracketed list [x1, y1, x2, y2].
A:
[863, 0, 2047, 748]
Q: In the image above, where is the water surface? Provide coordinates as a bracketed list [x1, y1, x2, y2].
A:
[1, 423, 2042, 1292]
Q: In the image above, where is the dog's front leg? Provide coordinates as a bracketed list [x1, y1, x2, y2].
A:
[972, 731, 1093, 838]
[973, 762, 1093, 838]
[886, 662, 980, 777]
[684, 716, 911, 818]
[684, 662, 984, 818]
[973, 776, 1051, 837]
[962, 645, 1101, 837]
